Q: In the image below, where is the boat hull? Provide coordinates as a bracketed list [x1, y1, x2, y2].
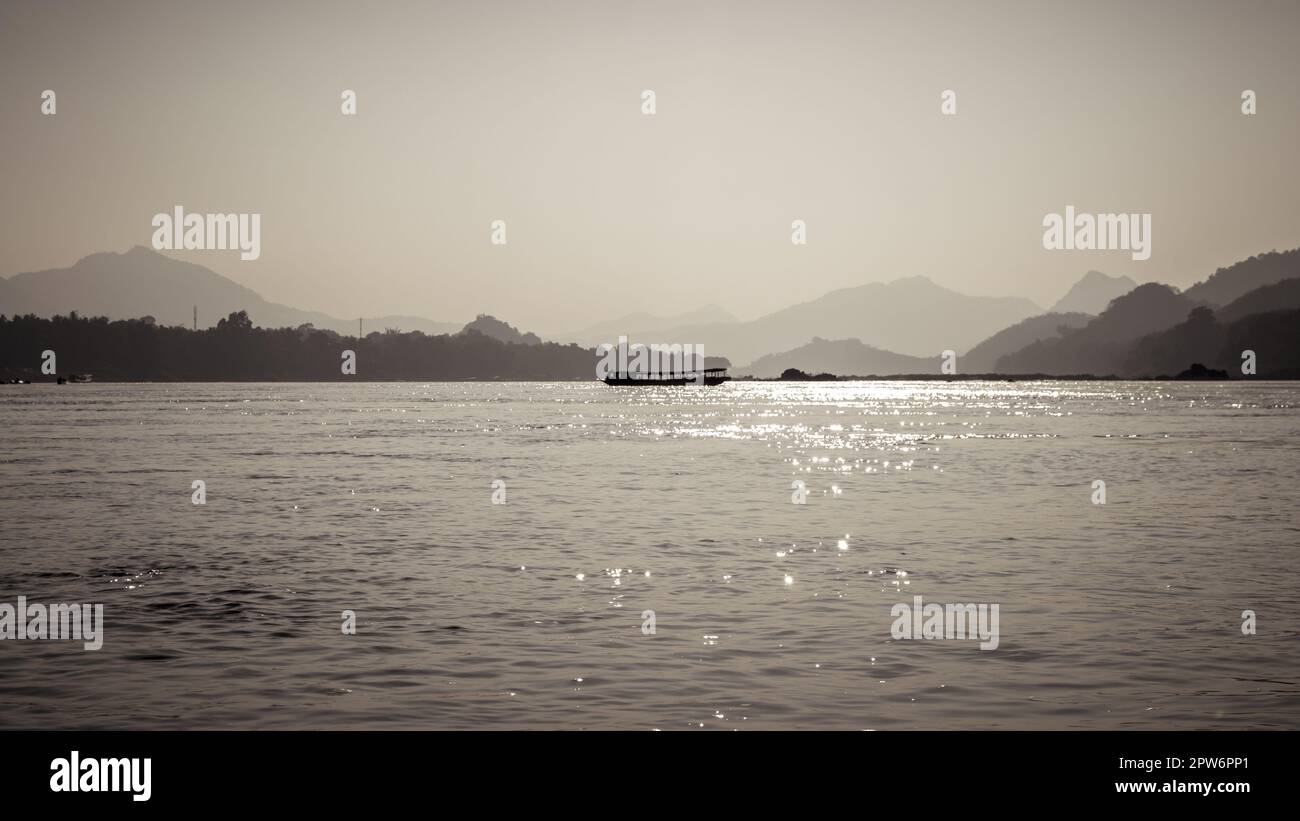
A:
[603, 376, 730, 386]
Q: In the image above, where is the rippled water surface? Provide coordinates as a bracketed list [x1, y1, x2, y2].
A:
[1, 381, 1298, 729]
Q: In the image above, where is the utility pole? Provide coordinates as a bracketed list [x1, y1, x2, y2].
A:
[193, 305, 197, 331]
[359, 318, 363, 338]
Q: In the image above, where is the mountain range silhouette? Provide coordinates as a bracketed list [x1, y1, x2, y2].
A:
[2, 246, 1298, 380]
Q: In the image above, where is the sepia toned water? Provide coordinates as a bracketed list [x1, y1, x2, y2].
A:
[1, 381, 1298, 730]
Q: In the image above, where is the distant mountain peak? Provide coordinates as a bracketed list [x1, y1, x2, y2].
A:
[889, 275, 938, 286]
[62, 245, 187, 275]
[737, 336, 931, 378]
[87, 244, 154, 258]
[1049, 270, 1137, 315]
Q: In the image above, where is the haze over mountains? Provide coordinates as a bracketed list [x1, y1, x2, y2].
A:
[1048, 270, 1137, 315]
[1182, 249, 1300, 306]
[739, 251, 1300, 377]
[3, 245, 1299, 379]
[2, 247, 1043, 365]
[993, 250, 1300, 374]
[0, 247, 462, 337]
[997, 283, 1198, 375]
[576, 276, 1042, 366]
[998, 252, 1300, 376]
[960, 312, 1095, 373]
[738, 338, 931, 378]
[555, 305, 738, 348]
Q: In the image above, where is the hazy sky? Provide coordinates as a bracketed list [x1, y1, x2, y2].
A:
[2, 0, 1297, 332]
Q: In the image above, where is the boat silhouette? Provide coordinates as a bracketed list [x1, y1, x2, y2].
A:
[602, 368, 731, 386]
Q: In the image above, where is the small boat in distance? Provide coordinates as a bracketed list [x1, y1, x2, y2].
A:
[603, 368, 731, 386]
